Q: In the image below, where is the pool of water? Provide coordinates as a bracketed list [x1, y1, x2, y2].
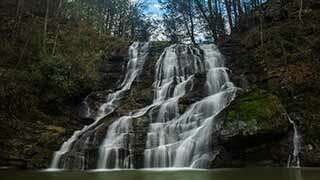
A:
[0, 168, 319, 180]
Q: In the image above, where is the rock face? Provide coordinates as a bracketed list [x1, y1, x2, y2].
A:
[0, 105, 90, 169]
[0, 45, 129, 169]
[221, 89, 289, 137]
[212, 89, 290, 167]
[219, 0, 320, 166]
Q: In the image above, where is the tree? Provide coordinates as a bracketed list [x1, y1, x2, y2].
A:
[161, 0, 197, 44]
[160, 0, 274, 43]
[225, 0, 233, 33]
[194, 0, 226, 42]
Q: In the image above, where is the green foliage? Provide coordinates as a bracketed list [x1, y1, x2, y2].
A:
[61, 0, 151, 41]
[0, 11, 129, 120]
[0, 69, 38, 114]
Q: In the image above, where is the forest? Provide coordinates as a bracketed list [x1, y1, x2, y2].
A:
[0, 0, 273, 131]
[0, 0, 293, 111]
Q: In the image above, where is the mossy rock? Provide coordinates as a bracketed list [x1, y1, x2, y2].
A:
[221, 89, 289, 137]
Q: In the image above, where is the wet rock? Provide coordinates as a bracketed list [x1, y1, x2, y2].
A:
[209, 89, 290, 167]
[178, 73, 207, 113]
[220, 89, 289, 138]
[131, 116, 150, 168]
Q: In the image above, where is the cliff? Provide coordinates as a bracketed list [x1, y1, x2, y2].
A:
[218, 0, 320, 166]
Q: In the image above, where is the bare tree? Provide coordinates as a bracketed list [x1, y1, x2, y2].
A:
[298, 0, 303, 24]
[43, 0, 49, 48]
[225, 0, 233, 33]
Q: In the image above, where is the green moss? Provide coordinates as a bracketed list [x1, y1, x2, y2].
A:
[225, 89, 287, 135]
[227, 110, 237, 120]
[238, 93, 279, 123]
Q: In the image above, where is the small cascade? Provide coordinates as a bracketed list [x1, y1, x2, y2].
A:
[287, 114, 302, 168]
[97, 116, 133, 169]
[49, 42, 149, 170]
[88, 42, 149, 120]
[95, 102, 161, 169]
[50, 127, 89, 169]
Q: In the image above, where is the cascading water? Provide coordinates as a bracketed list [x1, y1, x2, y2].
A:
[49, 43, 237, 170]
[88, 42, 149, 120]
[287, 114, 302, 168]
[144, 44, 237, 168]
[96, 44, 237, 169]
[96, 44, 200, 169]
[49, 42, 149, 170]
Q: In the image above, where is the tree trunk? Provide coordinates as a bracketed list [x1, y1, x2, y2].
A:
[237, 0, 243, 18]
[233, 0, 238, 26]
[214, 0, 219, 14]
[195, 0, 218, 41]
[105, 9, 111, 33]
[43, 0, 49, 48]
[208, 0, 213, 16]
[258, 0, 263, 48]
[225, 0, 233, 33]
[12, 0, 24, 35]
[182, 13, 194, 45]
[55, 0, 63, 18]
[189, 12, 196, 45]
[298, 0, 303, 23]
[52, 0, 64, 55]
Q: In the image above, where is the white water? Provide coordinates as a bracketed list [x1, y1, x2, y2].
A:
[96, 44, 197, 169]
[95, 42, 149, 120]
[287, 114, 302, 168]
[96, 44, 236, 169]
[144, 44, 237, 168]
[49, 42, 149, 169]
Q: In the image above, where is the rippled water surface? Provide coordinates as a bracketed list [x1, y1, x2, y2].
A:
[1, 168, 319, 180]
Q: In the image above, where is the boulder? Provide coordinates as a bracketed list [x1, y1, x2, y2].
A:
[210, 89, 291, 167]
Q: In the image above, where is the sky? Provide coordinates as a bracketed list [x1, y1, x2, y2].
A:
[145, 0, 163, 16]
[143, 0, 166, 40]
[141, 0, 208, 42]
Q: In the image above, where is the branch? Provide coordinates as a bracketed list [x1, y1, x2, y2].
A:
[299, 0, 304, 24]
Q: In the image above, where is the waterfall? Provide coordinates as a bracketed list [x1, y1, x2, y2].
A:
[49, 42, 149, 170]
[89, 42, 149, 120]
[96, 44, 236, 169]
[49, 43, 237, 170]
[96, 44, 197, 169]
[287, 114, 302, 168]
